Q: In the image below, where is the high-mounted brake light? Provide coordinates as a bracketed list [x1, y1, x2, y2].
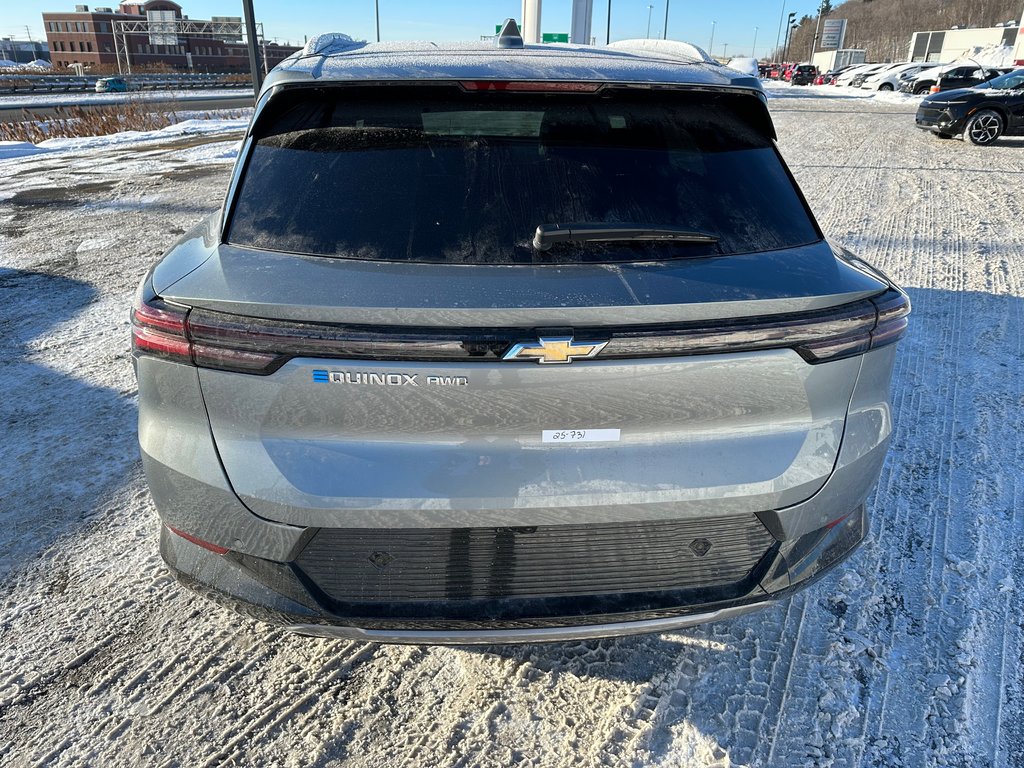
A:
[458, 80, 603, 93]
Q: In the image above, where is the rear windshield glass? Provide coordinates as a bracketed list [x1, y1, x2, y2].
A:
[227, 86, 820, 264]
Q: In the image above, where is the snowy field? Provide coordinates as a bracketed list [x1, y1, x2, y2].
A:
[1, 94, 1023, 767]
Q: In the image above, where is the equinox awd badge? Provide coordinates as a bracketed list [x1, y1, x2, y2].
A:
[312, 370, 468, 386]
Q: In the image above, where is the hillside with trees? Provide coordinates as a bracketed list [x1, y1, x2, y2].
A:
[777, 0, 1022, 62]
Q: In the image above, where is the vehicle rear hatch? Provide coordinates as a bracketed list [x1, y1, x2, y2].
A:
[160, 82, 890, 529]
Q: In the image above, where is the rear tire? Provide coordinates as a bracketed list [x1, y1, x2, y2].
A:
[878, 83, 893, 91]
[965, 110, 1004, 146]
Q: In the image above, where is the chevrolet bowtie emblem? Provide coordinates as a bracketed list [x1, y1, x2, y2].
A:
[502, 336, 608, 364]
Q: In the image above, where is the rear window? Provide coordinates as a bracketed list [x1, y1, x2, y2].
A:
[227, 86, 820, 264]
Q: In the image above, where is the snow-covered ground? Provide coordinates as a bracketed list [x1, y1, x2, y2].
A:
[1, 94, 1024, 766]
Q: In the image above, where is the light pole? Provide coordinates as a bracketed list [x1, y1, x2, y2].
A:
[810, 0, 824, 59]
[646, 4, 654, 38]
[241, 0, 262, 96]
[662, 0, 670, 40]
[784, 19, 798, 61]
[774, 0, 786, 59]
[781, 12, 796, 60]
[709, 21, 716, 54]
[752, 25, 758, 59]
[375, 0, 380, 42]
[606, 0, 612, 44]
[722, 42, 728, 58]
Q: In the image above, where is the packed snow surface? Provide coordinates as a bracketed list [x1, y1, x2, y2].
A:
[1, 95, 1024, 766]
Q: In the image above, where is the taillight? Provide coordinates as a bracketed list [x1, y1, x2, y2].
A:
[132, 284, 282, 374]
[131, 292, 190, 363]
[793, 288, 910, 363]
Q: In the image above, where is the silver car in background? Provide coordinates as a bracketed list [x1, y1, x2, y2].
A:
[132, 25, 909, 644]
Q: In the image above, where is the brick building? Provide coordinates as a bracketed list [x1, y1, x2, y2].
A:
[43, 2, 300, 72]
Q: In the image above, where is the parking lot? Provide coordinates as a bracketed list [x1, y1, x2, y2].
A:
[1, 92, 1023, 766]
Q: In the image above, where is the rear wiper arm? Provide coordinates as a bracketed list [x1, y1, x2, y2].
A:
[532, 222, 719, 252]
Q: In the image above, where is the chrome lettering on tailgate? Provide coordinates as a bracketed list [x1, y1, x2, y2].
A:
[312, 370, 468, 386]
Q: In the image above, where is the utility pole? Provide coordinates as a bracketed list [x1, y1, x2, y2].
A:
[25, 26, 34, 42]
[662, 0, 670, 40]
[241, 0, 262, 97]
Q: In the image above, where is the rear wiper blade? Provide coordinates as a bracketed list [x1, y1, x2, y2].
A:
[532, 222, 719, 252]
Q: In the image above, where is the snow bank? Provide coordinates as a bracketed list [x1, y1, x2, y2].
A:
[952, 43, 1015, 67]
[0, 141, 53, 160]
[0, 116, 248, 162]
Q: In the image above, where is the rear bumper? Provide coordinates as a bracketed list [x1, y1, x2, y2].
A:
[159, 502, 867, 644]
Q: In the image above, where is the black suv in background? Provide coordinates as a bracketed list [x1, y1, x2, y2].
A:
[790, 64, 818, 86]
[916, 68, 1024, 145]
[927, 64, 1008, 93]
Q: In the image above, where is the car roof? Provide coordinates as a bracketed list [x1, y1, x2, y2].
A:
[263, 36, 763, 95]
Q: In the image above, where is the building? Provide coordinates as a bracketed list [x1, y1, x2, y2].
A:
[811, 48, 866, 73]
[909, 22, 1023, 65]
[0, 38, 51, 65]
[42, 2, 300, 72]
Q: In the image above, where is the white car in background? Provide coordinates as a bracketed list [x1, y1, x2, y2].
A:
[861, 62, 930, 90]
[834, 63, 878, 86]
[726, 57, 759, 77]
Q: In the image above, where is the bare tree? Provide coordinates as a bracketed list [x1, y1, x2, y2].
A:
[771, 0, 1020, 61]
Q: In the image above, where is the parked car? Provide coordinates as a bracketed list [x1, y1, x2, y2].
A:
[862, 62, 931, 91]
[848, 63, 895, 88]
[95, 76, 128, 93]
[790, 64, 818, 85]
[930, 64, 1010, 93]
[900, 64, 947, 94]
[834, 63, 876, 87]
[916, 67, 1024, 145]
[727, 57, 759, 77]
[134, 24, 910, 643]
[819, 64, 856, 85]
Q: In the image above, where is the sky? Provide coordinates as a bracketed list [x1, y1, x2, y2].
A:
[1, 1, 824, 60]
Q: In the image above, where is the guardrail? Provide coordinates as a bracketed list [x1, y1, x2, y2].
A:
[0, 73, 252, 94]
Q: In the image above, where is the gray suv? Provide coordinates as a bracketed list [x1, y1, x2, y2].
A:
[132, 25, 909, 644]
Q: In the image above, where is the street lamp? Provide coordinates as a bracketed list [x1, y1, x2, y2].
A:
[663, 0, 670, 40]
[722, 42, 728, 58]
[375, 0, 380, 43]
[709, 20, 716, 54]
[752, 25, 758, 59]
[646, 4, 654, 38]
[784, 18, 798, 61]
